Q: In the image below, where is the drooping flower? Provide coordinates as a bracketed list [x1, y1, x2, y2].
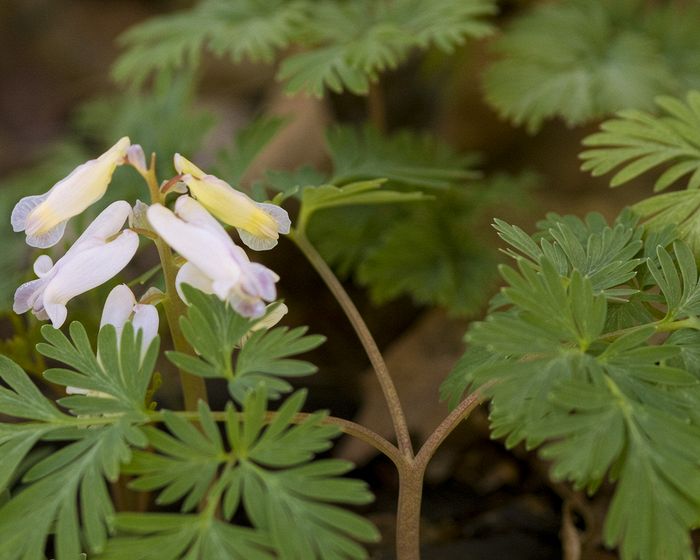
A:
[173, 153, 290, 251]
[100, 284, 159, 355]
[11, 137, 131, 248]
[66, 284, 159, 396]
[13, 201, 139, 328]
[147, 196, 279, 318]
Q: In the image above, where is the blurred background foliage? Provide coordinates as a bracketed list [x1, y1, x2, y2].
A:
[2, 1, 700, 556]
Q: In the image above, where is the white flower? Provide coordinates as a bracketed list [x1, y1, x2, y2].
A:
[13, 201, 139, 328]
[66, 284, 158, 397]
[173, 153, 290, 251]
[147, 196, 279, 318]
[100, 284, 159, 355]
[11, 137, 131, 248]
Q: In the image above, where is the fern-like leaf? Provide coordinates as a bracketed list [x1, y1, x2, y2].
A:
[483, 0, 691, 132]
[581, 91, 700, 191]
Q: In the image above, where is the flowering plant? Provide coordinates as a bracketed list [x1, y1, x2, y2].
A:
[4, 1, 700, 559]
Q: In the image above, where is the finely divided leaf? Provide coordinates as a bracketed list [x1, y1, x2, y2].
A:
[581, 91, 700, 190]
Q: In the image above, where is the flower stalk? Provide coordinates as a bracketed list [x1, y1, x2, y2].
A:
[289, 226, 488, 559]
[141, 154, 208, 410]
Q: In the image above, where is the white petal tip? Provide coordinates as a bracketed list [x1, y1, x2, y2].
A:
[11, 193, 51, 233]
[45, 303, 68, 329]
[237, 228, 278, 251]
[258, 202, 291, 234]
[25, 221, 68, 249]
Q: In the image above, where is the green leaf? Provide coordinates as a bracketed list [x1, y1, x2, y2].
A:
[278, 0, 495, 97]
[439, 345, 504, 409]
[37, 322, 159, 416]
[581, 91, 700, 191]
[100, 513, 274, 560]
[123, 390, 377, 559]
[168, 286, 324, 403]
[0, 355, 63, 421]
[126, 404, 224, 512]
[0, 421, 145, 560]
[298, 178, 428, 234]
[309, 172, 535, 315]
[497, 211, 645, 298]
[327, 125, 479, 189]
[484, 0, 684, 132]
[632, 189, 700, 257]
[646, 241, 700, 319]
[113, 0, 311, 87]
[470, 258, 607, 354]
[234, 327, 325, 401]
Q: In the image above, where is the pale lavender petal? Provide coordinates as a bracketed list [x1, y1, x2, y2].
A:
[12, 192, 51, 233]
[126, 144, 147, 173]
[13, 278, 48, 314]
[33, 255, 54, 277]
[237, 228, 278, 251]
[256, 202, 291, 234]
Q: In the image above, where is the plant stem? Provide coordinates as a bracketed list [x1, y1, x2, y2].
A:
[368, 80, 387, 133]
[158, 408, 404, 468]
[142, 155, 208, 410]
[395, 465, 424, 560]
[599, 315, 700, 342]
[289, 229, 413, 458]
[414, 386, 490, 471]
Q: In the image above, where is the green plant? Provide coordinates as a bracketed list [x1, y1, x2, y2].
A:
[6, 2, 700, 559]
[483, 0, 700, 132]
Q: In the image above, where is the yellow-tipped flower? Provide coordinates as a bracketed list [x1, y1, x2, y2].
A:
[174, 153, 290, 251]
[11, 137, 130, 248]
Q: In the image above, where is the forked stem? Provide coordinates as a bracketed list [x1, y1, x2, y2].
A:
[290, 227, 491, 559]
[289, 229, 413, 458]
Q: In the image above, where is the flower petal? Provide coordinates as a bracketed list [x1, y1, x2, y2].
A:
[13, 278, 48, 314]
[64, 200, 133, 258]
[101, 284, 137, 332]
[173, 153, 207, 177]
[33, 255, 54, 277]
[176, 262, 214, 302]
[16, 137, 130, 248]
[237, 200, 290, 250]
[174, 195, 232, 246]
[148, 204, 241, 286]
[132, 303, 159, 355]
[42, 230, 139, 327]
[126, 144, 147, 174]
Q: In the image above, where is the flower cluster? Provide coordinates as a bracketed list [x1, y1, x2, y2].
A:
[11, 138, 289, 330]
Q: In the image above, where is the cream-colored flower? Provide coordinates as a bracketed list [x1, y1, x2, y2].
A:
[13, 201, 138, 328]
[12, 137, 130, 248]
[173, 153, 290, 251]
[147, 196, 279, 318]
